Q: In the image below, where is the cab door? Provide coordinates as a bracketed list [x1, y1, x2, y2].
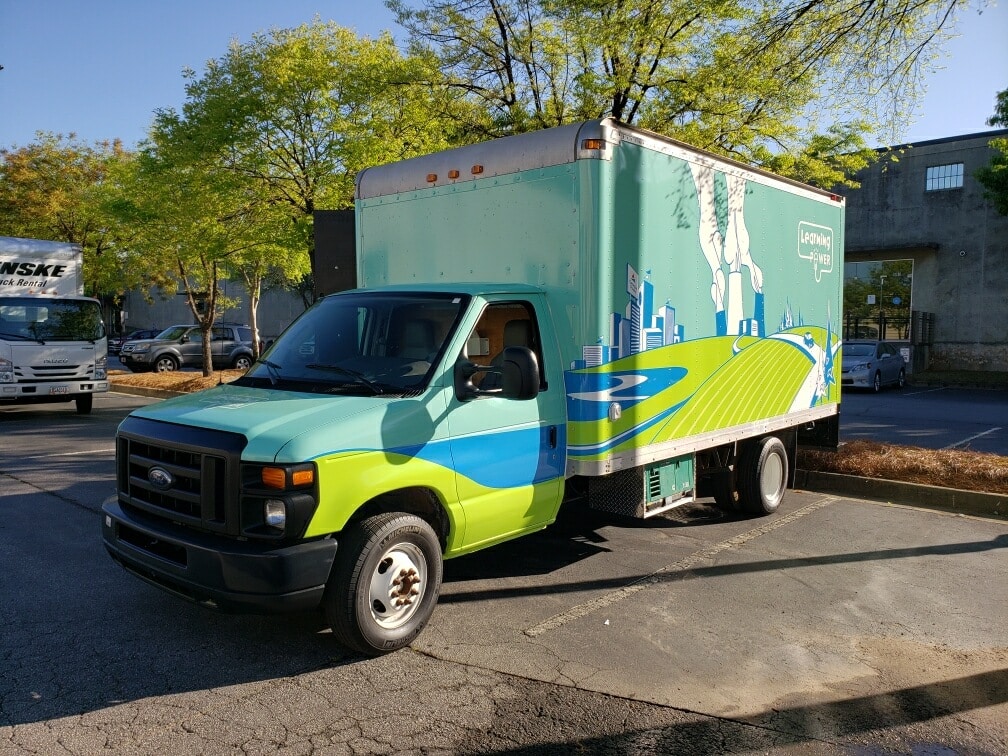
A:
[446, 296, 567, 551]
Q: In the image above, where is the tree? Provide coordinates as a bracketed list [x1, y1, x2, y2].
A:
[389, 0, 971, 185]
[157, 20, 459, 341]
[106, 140, 260, 376]
[0, 134, 155, 325]
[976, 87, 1008, 216]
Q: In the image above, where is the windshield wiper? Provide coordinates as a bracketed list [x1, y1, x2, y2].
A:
[305, 363, 384, 395]
[259, 358, 283, 387]
[0, 331, 36, 341]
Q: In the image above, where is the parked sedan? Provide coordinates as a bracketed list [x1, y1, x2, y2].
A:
[841, 339, 907, 392]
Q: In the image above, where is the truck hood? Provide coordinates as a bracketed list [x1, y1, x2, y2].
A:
[129, 383, 445, 463]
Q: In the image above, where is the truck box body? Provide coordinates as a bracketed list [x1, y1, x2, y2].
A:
[101, 121, 843, 653]
[356, 120, 843, 478]
[0, 236, 108, 413]
[0, 236, 84, 296]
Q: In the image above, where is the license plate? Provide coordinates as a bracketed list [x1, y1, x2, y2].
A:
[49, 386, 70, 395]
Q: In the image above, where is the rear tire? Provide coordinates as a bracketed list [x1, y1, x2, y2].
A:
[737, 436, 788, 516]
[75, 394, 93, 415]
[232, 354, 252, 371]
[711, 471, 738, 511]
[323, 512, 443, 656]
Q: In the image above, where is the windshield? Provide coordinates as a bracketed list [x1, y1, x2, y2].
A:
[0, 297, 105, 342]
[236, 291, 469, 395]
[154, 325, 191, 341]
[844, 343, 875, 358]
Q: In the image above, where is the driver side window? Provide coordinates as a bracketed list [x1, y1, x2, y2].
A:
[465, 301, 546, 390]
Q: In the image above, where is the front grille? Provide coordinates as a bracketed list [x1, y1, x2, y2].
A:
[15, 364, 93, 382]
[117, 416, 246, 535]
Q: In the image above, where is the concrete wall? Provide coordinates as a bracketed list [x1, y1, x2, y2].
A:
[118, 284, 307, 344]
[842, 130, 1008, 371]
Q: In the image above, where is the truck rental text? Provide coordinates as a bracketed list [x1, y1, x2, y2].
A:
[101, 120, 844, 654]
[0, 236, 108, 414]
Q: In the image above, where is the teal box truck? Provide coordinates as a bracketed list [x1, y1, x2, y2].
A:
[102, 120, 844, 654]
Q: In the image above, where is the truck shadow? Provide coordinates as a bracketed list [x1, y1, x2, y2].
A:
[443, 497, 736, 582]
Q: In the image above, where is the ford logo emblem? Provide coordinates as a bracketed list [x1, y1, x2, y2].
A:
[148, 467, 174, 491]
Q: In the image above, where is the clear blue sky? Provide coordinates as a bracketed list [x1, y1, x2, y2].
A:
[0, 0, 1005, 151]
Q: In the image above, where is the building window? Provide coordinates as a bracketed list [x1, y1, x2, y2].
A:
[925, 163, 963, 191]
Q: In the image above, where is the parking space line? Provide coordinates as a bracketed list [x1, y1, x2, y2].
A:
[944, 427, 1003, 450]
[902, 387, 948, 396]
[22, 448, 116, 459]
[524, 496, 840, 637]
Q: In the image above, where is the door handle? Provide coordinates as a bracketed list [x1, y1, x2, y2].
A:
[549, 426, 558, 449]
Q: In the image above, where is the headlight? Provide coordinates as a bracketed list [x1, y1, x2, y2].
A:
[0, 357, 12, 383]
[852, 361, 871, 371]
[264, 499, 286, 528]
[132, 344, 150, 353]
[95, 354, 107, 379]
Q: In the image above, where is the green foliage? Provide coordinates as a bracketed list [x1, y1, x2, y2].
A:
[976, 87, 1008, 216]
[152, 21, 459, 336]
[389, 0, 970, 182]
[0, 133, 142, 298]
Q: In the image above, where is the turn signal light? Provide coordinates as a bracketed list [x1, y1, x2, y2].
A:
[262, 467, 286, 489]
[292, 469, 315, 486]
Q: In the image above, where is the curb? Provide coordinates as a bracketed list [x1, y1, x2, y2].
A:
[110, 384, 183, 400]
[794, 469, 1007, 520]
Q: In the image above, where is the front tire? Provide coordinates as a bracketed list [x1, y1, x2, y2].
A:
[153, 355, 179, 373]
[324, 513, 443, 656]
[75, 394, 93, 415]
[872, 371, 882, 392]
[737, 436, 788, 516]
[897, 368, 906, 389]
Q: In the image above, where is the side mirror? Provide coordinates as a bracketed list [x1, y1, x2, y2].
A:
[500, 346, 539, 400]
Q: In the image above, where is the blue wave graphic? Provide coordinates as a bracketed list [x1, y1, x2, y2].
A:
[392, 425, 564, 489]
[564, 366, 688, 421]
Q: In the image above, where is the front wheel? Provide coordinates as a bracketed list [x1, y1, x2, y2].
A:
[323, 512, 443, 656]
[897, 368, 906, 389]
[75, 394, 93, 415]
[872, 371, 882, 392]
[737, 436, 788, 516]
[153, 355, 179, 373]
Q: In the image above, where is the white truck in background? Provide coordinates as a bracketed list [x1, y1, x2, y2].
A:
[0, 236, 108, 414]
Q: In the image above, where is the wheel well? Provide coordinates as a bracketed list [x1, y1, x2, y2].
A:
[348, 487, 450, 551]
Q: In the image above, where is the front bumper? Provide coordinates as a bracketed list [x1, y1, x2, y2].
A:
[0, 380, 109, 401]
[101, 497, 338, 613]
[840, 370, 872, 388]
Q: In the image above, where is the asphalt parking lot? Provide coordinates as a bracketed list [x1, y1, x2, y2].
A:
[1, 391, 1005, 754]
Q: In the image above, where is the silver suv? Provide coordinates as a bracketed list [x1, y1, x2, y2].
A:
[120, 323, 255, 373]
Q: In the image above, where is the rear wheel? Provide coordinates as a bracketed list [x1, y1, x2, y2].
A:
[711, 471, 738, 511]
[737, 436, 788, 516]
[75, 394, 93, 415]
[323, 512, 443, 656]
[232, 354, 252, 371]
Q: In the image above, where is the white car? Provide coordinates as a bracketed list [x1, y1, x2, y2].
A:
[841, 339, 907, 392]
